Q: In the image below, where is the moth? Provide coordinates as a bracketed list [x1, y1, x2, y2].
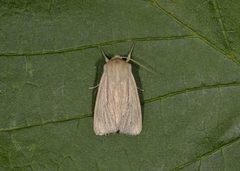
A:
[93, 45, 142, 135]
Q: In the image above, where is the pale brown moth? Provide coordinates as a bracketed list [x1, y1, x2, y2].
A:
[93, 45, 142, 135]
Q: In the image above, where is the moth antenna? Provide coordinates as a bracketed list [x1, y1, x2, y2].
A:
[127, 43, 135, 62]
[129, 58, 158, 75]
[99, 46, 109, 62]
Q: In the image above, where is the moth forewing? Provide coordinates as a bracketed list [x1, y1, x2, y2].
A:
[93, 48, 142, 136]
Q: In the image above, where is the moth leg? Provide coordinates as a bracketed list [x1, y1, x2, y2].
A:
[89, 84, 99, 90]
[137, 87, 144, 91]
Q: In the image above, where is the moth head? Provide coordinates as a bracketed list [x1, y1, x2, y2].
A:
[99, 43, 135, 62]
[111, 55, 123, 61]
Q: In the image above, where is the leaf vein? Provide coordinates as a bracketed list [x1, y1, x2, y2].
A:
[1, 82, 239, 133]
[151, 0, 240, 65]
[211, 0, 232, 51]
[172, 136, 240, 170]
[0, 114, 92, 132]
[144, 81, 240, 104]
[0, 35, 194, 57]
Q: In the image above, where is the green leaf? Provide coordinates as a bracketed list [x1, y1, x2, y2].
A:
[0, 0, 240, 170]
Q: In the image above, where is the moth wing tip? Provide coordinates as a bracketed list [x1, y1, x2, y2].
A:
[94, 130, 106, 136]
[94, 128, 117, 136]
[120, 128, 142, 136]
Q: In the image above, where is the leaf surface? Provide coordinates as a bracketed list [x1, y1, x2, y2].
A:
[0, 0, 240, 170]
